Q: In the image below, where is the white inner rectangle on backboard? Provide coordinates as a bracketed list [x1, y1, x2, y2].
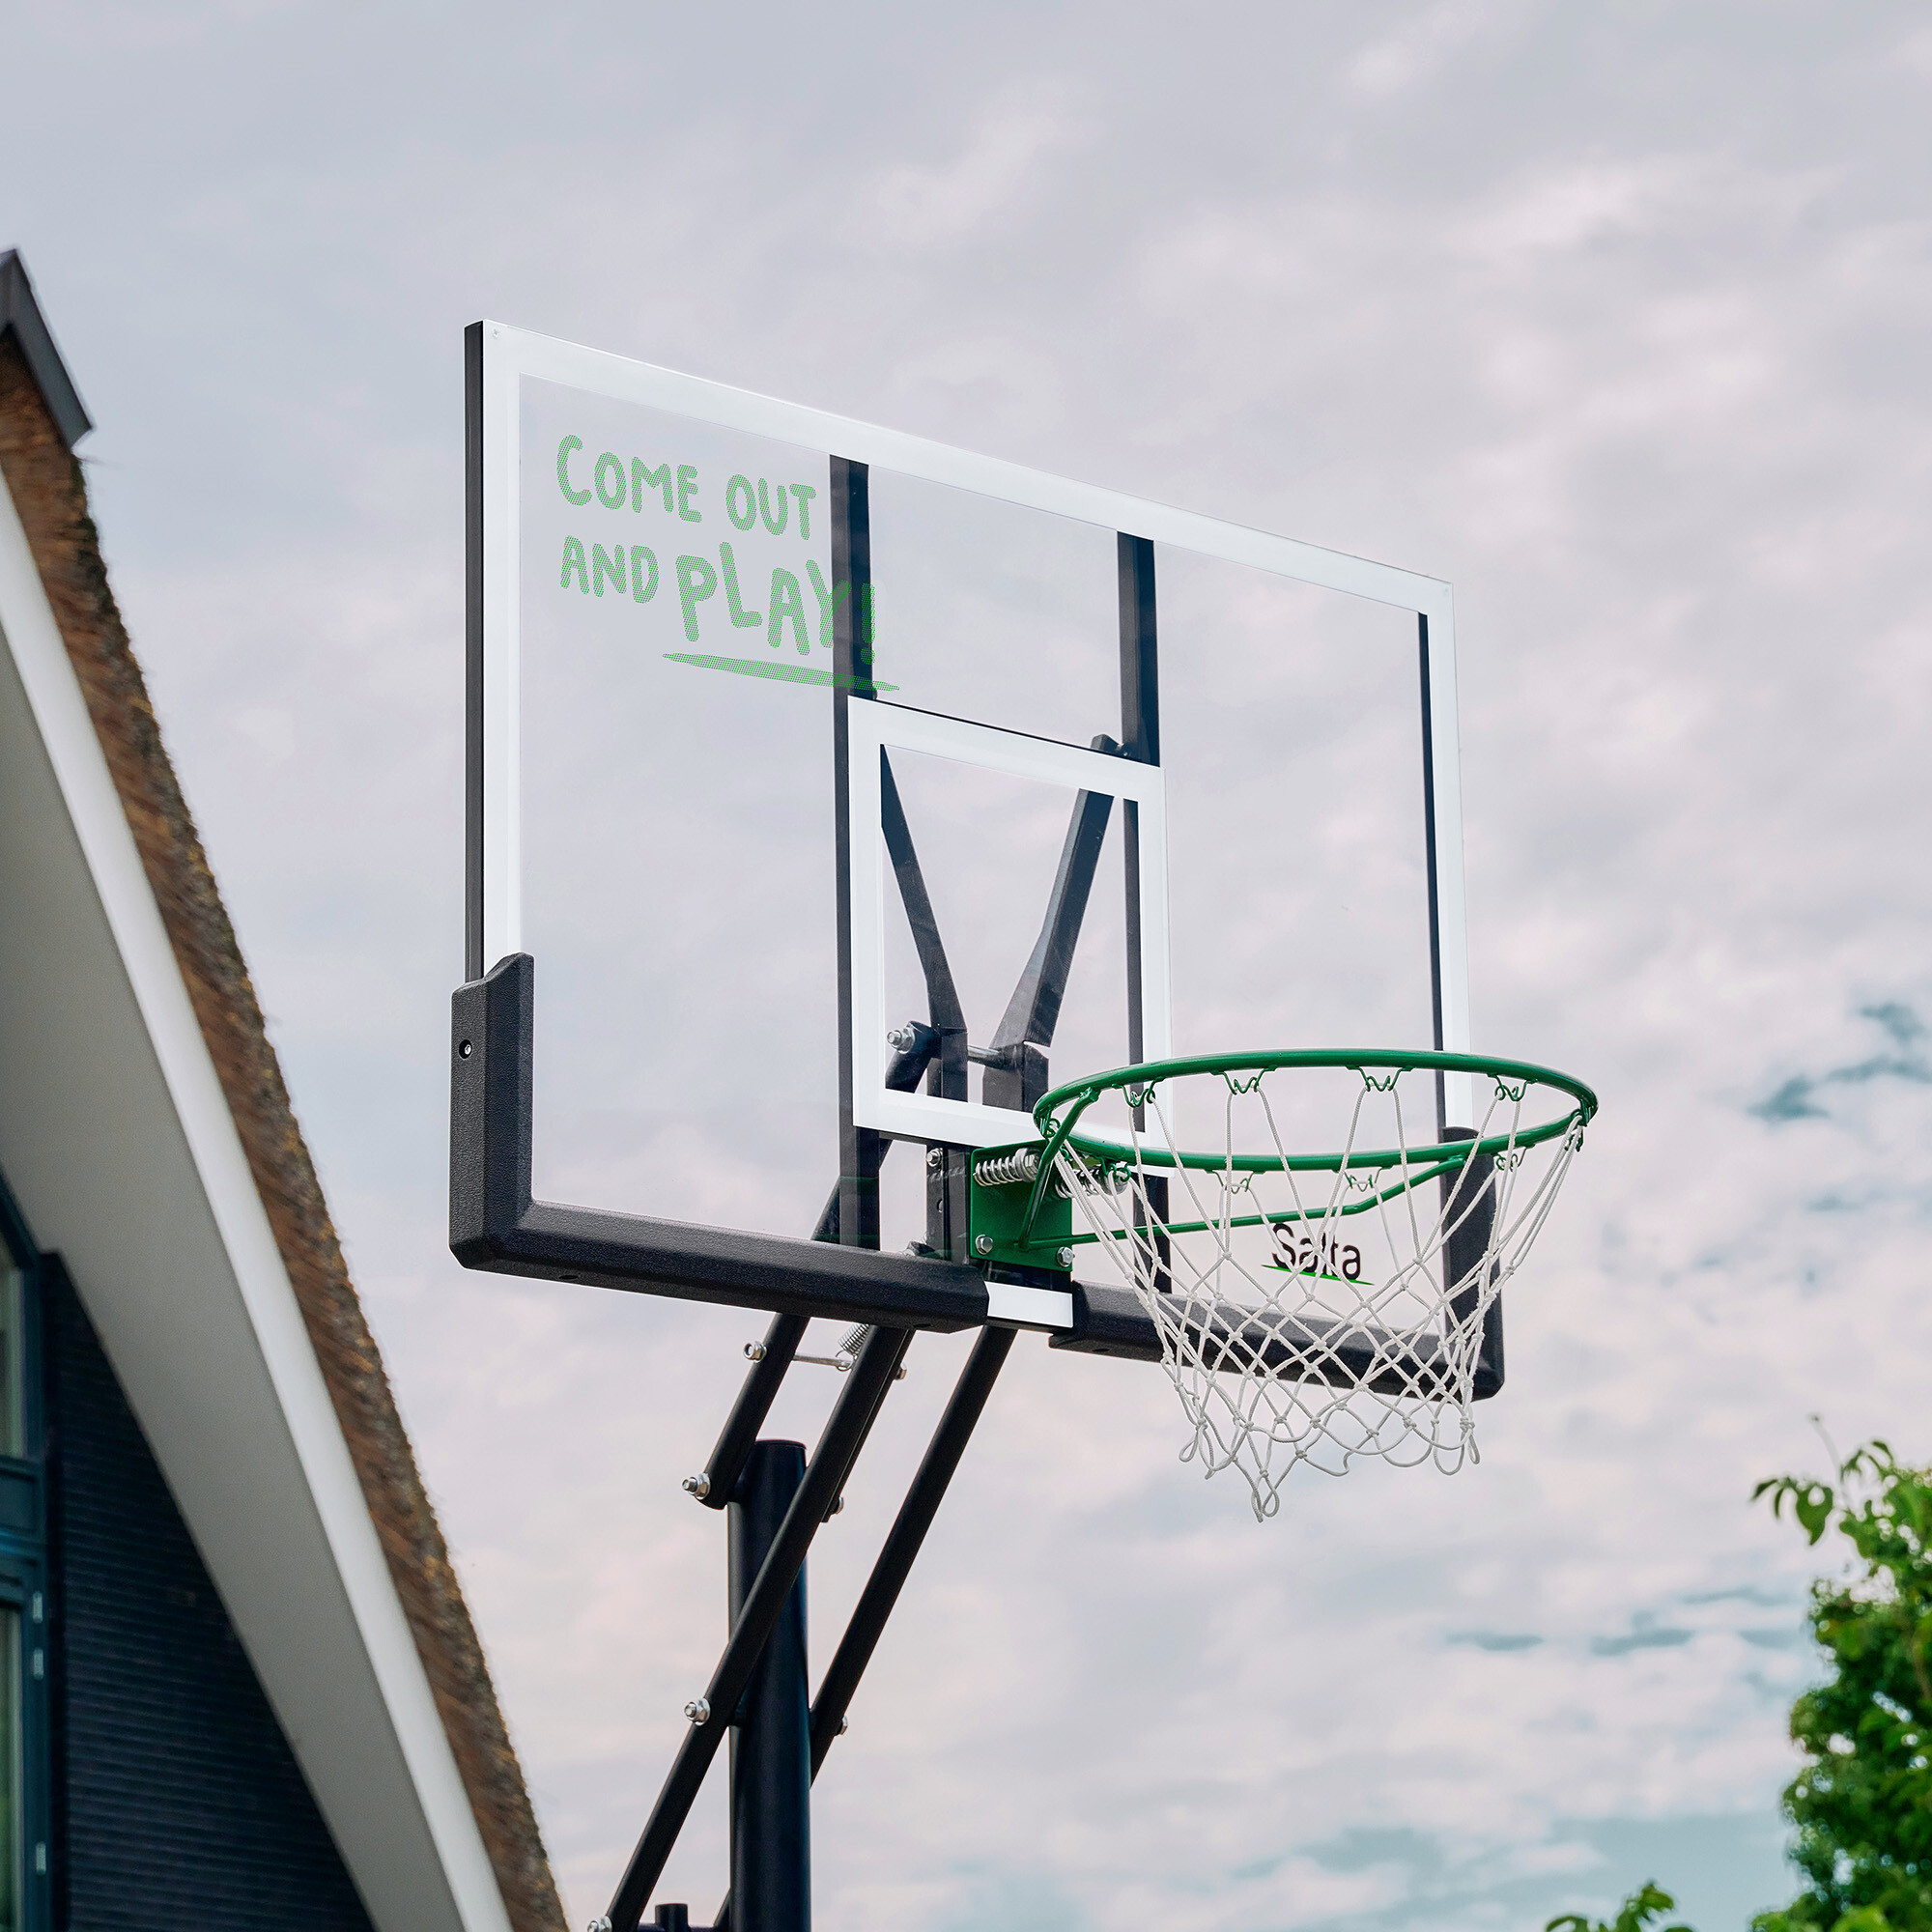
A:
[846, 703, 1171, 1149]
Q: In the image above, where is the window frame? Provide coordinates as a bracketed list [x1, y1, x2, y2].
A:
[0, 1174, 55, 1932]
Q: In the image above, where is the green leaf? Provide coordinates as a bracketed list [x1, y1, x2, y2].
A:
[1795, 1485, 1835, 1545]
[1547, 1881, 1695, 1932]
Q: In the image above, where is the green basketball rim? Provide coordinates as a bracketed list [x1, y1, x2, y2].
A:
[1030, 1047, 1599, 1178]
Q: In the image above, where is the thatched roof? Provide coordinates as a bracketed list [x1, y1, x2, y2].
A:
[0, 249, 564, 1932]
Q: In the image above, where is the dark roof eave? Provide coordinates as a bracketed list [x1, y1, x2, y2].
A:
[0, 252, 93, 450]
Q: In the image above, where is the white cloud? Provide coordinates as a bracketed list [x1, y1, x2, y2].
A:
[861, 79, 1097, 250]
[1347, 0, 1527, 100]
[21, 2, 1932, 1927]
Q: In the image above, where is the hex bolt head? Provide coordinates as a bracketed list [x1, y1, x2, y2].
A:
[973, 1235, 994, 1257]
[681, 1473, 710, 1501]
[925, 1146, 945, 1172]
[685, 1697, 712, 1725]
[838, 1717, 849, 1735]
[588, 1918, 613, 1932]
[743, 1341, 766, 1362]
[1058, 1247, 1075, 1268]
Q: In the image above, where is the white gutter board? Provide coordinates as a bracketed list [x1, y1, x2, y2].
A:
[0, 480, 511, 1932]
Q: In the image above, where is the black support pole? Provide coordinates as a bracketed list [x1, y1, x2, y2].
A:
[604, 1324, 912, 1932]
[712, 1322, 1017, 1932]
[729, 1443, 810, 1932]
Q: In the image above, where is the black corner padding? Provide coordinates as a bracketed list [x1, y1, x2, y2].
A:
[449, 953, 987, 1332]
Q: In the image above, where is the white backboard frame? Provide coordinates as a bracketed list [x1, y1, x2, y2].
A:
[470, 320, 1477, 1128]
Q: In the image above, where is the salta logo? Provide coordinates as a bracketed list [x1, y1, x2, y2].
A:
[552, 435, 895, 693]
[1267, 1225, 1368, 1285]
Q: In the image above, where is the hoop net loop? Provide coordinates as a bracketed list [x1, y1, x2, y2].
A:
[1032, 1050, 1596, 1521]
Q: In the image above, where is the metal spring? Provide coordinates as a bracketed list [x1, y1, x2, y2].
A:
[973, 1148, 1041, 1188]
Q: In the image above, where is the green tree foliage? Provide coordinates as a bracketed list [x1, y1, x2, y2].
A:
[1548, 1441, 1932, 1932]
[1749, 1441, 1932, 1932]
[1548, 1879, 1694, 1932]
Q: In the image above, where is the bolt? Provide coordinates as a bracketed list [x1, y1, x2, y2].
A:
[829, 1495, 845, 1517]
[744, 1341, 766, 1362]
[457, 1039, 473, 1059]
[685, 1697, 711, 1725]
[925, 1146, 945, 1172]
[886, 1023, 918, 1050]
[973, 1235, 994, 1257]
[588, 1919, 613, 1932]
[682, 1474, 710, 1501]
[838, 1717, 849, 1736]
[1058, 1247, 1075, 1268]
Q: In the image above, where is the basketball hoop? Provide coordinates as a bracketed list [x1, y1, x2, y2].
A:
[1011, 1051, 1596, 1520]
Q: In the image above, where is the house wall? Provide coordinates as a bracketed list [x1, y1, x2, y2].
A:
[43, 1253, 377, 1930]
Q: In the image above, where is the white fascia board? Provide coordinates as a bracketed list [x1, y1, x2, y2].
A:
[0, 481, 511, 1932]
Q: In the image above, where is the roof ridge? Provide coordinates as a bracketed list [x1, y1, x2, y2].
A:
[0, 252, 92, 451]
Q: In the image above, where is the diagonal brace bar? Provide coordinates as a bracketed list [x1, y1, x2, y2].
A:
[604, 1324, 914, 1932]
[809, 1322, 1015, 1772]
[879, 755, 967, 1044]
[880, 752, 972, 1254]
[694, 1313, 808, 1511]
[981, 738, 1119, 1112]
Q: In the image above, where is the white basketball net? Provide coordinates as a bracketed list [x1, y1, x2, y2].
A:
[1049, 1065, 1586, 1520]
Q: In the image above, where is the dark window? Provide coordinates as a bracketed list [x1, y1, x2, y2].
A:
[0, 1263, 22, 1458]
[0, 1206, 48, 1932]
[0, 1163, 374, 1931]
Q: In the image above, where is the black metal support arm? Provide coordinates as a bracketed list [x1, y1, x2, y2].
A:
[980, 746, 1119, 1114]
[449, 952, 986, 1334]
[878, 753, 971, 1255]
[696, 1315, 809, 1511]
[605, 1325, 914, 1932]
[879, 758, 968, 1089]
[808, 1322, 1015, 1772]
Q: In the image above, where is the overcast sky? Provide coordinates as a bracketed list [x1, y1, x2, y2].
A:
[8, 5, 1932, 1928]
